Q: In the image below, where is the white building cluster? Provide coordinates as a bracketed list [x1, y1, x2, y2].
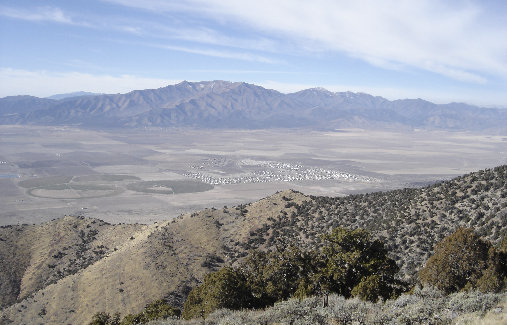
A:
[184, 159, 377, 185]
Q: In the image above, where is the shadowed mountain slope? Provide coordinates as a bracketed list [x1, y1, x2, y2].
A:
[1, 81, 506, 132]
[0, 217, 141, 309]
[0, 96, 55, 115]
[0, 165, 506, 324]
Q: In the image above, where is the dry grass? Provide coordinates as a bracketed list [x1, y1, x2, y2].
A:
[0, 166, 505, 324]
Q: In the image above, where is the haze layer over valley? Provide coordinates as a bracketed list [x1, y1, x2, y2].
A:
[1, 125, 505, 226]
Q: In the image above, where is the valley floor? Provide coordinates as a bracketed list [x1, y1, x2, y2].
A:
[1, 126, 505, 226]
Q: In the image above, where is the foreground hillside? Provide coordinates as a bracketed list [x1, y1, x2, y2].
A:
[0, 165, 506, 324]
[248, 165, 507, 280]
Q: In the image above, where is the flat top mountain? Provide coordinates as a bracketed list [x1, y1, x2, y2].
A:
[1, 165, 505, 324]
[1, 81, 506, 132]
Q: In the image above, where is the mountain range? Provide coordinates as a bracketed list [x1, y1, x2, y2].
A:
[1, 165, 505, 324]
[1, 81, 506, 132]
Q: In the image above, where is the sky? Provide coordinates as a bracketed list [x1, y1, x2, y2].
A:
[1, 0, 507, 107]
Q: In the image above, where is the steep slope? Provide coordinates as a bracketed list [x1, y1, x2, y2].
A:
[0, 166, 506, 324]
[0, 216, 141, 308]
[125, 82, 303, 128]
[0, 96, 55, 116]
[6, 81, 246, 127]
[244, 165, 507, 280]
[0, 191, 309, 324]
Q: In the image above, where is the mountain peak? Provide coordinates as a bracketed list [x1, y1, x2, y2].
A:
[174, 80, 242, 93]
[1, 80, 506, 133]
[309, 87, 335, 96]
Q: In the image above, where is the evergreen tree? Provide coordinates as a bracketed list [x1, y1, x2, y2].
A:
[316, 227, 403, 302]
[182, 227, 406, 319]
[419, 227, 506, 294]
[182, 267, 252, 319]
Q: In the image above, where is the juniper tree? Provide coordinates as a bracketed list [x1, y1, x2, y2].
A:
[182, 267, 252, 319]
[419, 227, 506, 294]
[315, 227, 404, 302]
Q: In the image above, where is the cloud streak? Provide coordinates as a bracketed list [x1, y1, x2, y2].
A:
[0, 6, 74, 24]
[157, 44, 279, 64]
[0, 4, 281, 64]
[104, 0, 507, 83]
[147, 25, 281, 54]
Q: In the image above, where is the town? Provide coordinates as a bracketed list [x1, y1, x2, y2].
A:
[184, 159, 377, 185]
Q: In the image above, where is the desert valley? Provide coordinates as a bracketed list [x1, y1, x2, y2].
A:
[0, 81, 506, 324]
[2, 1, 507, 323]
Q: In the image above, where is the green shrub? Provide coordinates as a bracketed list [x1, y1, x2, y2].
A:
[182, 227, 406, 319]
[239, 245, 317, 307]
[351, 275, 392, 302]
[501, 233, 507, 252]
[419, 227, 506, 294]
[121, 299, 180, 324]
[182, 267, 252, 319]
[475, 264, 505, 293]
[143, 299, 180, 320]
[316, 227, 405, 302]
[88, 312, 120, 325]
[89, 300, 179, 325]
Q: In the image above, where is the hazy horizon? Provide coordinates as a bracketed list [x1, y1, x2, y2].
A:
[3, 80, 507, 110]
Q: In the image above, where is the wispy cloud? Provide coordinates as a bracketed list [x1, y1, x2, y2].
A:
[103, 0, 507, 83]
[0, 68, 178, 97]
[423, 62, 487, 84]
[0, 6, 74, 24]
[156, 44, 279, 64]
[0, 3, 282, 64]
[103, 0, 197, 13]
[149, 25, 281, 53]
[186, 69, 291, 74]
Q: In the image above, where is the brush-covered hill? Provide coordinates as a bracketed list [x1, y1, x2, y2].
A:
[0, 165, 506, 324]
